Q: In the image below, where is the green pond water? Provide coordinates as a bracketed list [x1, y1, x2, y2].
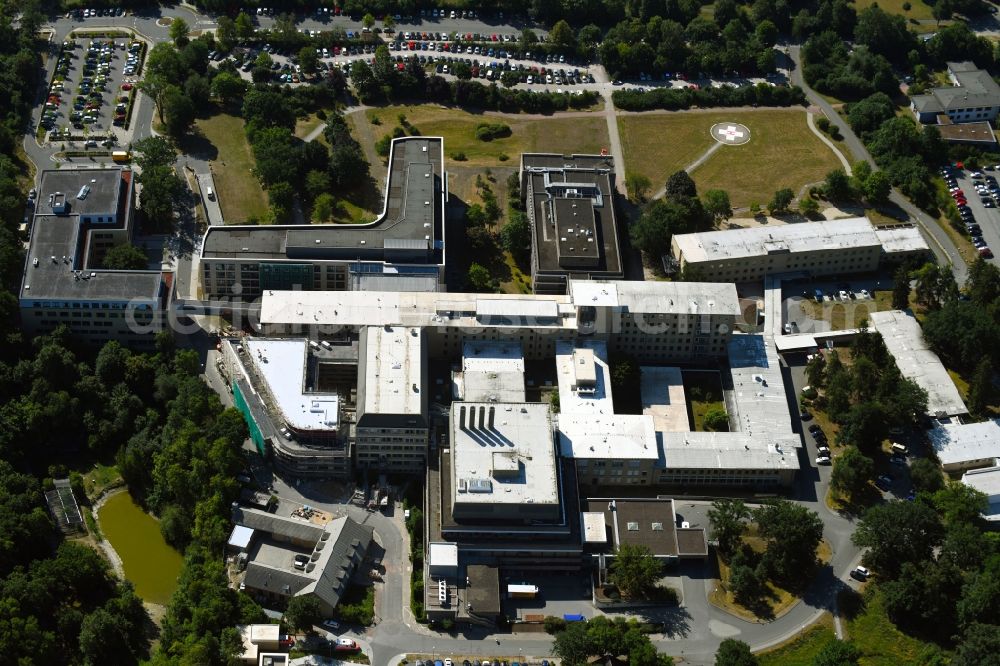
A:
[98, 491, 183, 605]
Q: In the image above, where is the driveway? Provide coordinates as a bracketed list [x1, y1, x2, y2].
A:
[784, 45, 967, 284]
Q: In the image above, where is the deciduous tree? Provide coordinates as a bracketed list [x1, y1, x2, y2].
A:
[708, 499, 750, 560]
[853, 500, 943, 579]
[610, 544, 663, 597]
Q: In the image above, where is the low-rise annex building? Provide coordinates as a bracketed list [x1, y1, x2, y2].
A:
[229, 506, 373, 618]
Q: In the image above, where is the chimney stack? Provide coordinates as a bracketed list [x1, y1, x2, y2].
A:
[478, 405, 486, 430]
[459, 405, 466, 431]
[488, 406, 495, 430]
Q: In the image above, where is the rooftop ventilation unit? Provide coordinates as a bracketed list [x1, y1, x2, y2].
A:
[466, 478, 493, 493]
[76, 185, 90, 200]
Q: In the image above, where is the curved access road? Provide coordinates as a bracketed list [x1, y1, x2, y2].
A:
[786, 45, 968, 284]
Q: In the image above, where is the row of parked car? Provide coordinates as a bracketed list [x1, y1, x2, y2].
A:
[416, 657, 555, 666]
[942, 165, 995, 259]
[70, 7, 126, 18]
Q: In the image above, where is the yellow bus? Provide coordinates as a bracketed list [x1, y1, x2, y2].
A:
[112, 150, 130, 163]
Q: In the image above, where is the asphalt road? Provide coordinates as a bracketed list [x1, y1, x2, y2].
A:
[786, 45, 969, 285]
[21, 9, 919, 665]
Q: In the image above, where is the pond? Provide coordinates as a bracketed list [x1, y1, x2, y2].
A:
[98, 491, 183, 605]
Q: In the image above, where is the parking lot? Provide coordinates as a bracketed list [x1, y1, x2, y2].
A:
[943, 164, 999, 262]
[44, 36, 143, 145]
[782, 276, 888, 334]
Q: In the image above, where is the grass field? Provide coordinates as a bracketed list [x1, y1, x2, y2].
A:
[618, 110, 842, 208]
[83, 462, 121, 500]
[363, 105, 610, 167]
[844, 591, 948, 665]
[691, 110, 844, 208]
[187, 111, 269, 223]
[853, 0, 935, 21]
[618, 114, 718, 190]
[758, 614, 837, 664]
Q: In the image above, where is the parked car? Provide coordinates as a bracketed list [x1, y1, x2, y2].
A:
[321, 619, 340, 631]
[815, 455, 831, 465]
[851, 566, 869, 581]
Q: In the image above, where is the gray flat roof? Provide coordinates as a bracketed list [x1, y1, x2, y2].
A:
[869, 310, 968, 417]
[35, 169, 122, 216]
[21, 168, 162, 303]
[201, 137, 444, 263]
[728, 334, 797, 441]
[874, 226, 931, 254]
[660, 431, 800, 470]
[522, 153, 622, 279]
[359, 325, 425, 417]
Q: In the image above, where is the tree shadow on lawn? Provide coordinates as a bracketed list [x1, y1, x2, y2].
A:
[176, 127, 219, 162]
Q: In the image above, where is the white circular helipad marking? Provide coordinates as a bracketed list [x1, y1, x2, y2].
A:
[711, 122, 751, 146]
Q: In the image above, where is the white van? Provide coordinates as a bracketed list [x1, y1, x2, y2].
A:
[308, 340, 320, 350]
[891, 442, 908, 455]
[320, 340, 333, 350]
[206, 186, 215, 200]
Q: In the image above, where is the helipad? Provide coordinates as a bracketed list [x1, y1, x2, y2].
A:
[711, 122, 751, 145]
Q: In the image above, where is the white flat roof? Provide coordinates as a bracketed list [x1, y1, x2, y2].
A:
[930, 419, 1000, 467]
[555, 339, 615, 415]
[249, 624, 280, 642]
[728, 334, 796, 440]
[477, 298, 558, 319]
[559, 413, 659, 460]
[641, 366, 690, 433]
[874, 226, 930, 254]
[244, 339, 339, 431]
[673, 217, 880, 263]
[569, 279, 741, 316]
[362, 326, 423, 415]
[660, 431, 801, 470]
[260, 289, 575, 329]
[428, 542, 458, 568]
[228, 524, 255, 549]
[581, 512, 608, 543]
[869, 310, 968, 417]
[962, 465, 1000, 500]
[451, 402, 558, 507]
[462, 340, 525, 373]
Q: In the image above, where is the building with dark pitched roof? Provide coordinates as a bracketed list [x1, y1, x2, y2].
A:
[911, 61, 1000, 124]
[232, 506, 373, 617]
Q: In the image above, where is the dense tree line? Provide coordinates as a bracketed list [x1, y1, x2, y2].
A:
[551, 616, 674, 666]
[852, 481, 1000, 655]
[612, 81, 805, 111]
[922, 258, 1000, 376]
